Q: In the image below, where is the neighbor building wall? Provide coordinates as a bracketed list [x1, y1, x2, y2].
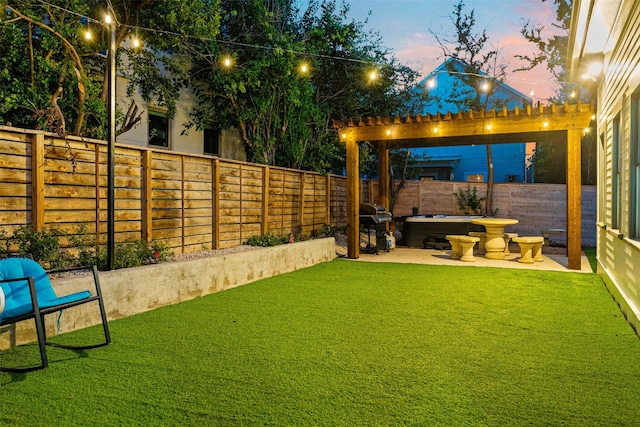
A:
[112, 74, 246, 161]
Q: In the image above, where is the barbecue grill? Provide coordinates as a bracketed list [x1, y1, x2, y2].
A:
[359, 203, 393, 253]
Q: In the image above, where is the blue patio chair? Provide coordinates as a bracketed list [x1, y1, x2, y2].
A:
[0, 257, 111, 372]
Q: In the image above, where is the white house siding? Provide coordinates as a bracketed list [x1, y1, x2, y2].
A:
[590, 1, 640, 331]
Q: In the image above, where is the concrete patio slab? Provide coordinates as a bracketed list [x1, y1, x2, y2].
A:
[348, 246, 593, 273]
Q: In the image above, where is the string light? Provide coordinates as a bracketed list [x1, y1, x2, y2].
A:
[421, 69, 588, 104]
[24, 0, 587, 95]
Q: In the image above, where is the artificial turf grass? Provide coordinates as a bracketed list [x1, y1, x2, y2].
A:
[2, 259, 640, 426]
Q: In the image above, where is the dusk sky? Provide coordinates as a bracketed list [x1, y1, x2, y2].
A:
[342, 0, 563, 103]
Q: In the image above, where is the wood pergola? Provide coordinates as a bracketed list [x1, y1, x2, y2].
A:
[333, 102, 595, 270]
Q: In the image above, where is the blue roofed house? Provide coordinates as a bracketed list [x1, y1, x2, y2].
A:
[410, 58, 533, 183]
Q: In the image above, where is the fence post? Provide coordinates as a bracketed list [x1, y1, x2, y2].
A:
[30, 133, 45, 231]
[181, 155, 185, 253]
[262, 166, 270, 235]
[141, 150, 152, 242]
[299, 172, 306, 234]
[95, 144, 102, 241]
[325, 175, 331, 227]
[239, 164, 244, 242]
[212, 158, 220, 249]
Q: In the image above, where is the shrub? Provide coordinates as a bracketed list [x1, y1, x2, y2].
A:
[454, 185, 485, 215]
[9, 225, 68, 268]
[0, 229, 9, 259]
[71, 225, 173, 270]
[318, 224, 344, 238]
[246, 233, 289, 247]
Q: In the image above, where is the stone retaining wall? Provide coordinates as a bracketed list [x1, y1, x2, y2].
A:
[0, 238, 336, 350]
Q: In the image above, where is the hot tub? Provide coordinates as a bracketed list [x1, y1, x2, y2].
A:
[402, 215, 485, 248]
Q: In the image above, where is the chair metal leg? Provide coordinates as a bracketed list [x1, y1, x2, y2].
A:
[0, 277, 48, 372]
[46, 266, 110, 350]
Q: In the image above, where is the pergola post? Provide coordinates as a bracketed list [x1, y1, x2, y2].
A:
[377, 142, 390, 210]
[567, 129, 583, 270]
[345, 133, 360, 259]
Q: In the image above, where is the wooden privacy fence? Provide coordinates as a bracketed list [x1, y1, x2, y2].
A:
[367, 180, 597, 247]
[1, 126, 596, 253]
[0, 127, 347, 253]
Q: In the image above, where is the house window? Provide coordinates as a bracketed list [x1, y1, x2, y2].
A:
[204, 127, 220, 155]
[148, 111, 169, 147]
[612, 113, 621, 230]
[466, 173, 484, 183]
[631, 90, 640, 239]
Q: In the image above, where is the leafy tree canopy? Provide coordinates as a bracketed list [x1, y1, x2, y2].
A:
[0, 0, 220, 137]
[188, 0, 421, 173]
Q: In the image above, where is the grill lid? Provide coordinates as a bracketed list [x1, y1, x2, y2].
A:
[359, 203, 387, 216]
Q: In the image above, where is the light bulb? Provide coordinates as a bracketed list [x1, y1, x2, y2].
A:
[588, 62, 602, 76]
[85, 30, 92, 40]
[132, 38, 140, 48]
[105, 15, 112, 24]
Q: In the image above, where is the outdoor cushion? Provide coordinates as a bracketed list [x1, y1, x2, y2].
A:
[0, 258, 91, 323]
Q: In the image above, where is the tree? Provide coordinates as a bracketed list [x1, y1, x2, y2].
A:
[0, 0, 221, 138]
[429, 0, 507, 214]
[386, 148, 431, 214]
[515, 0, 572, 93]
[188, 0, 421, 173]
[516, 0, 596, 184]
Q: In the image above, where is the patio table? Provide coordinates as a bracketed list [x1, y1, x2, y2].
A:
[470, 218, 519, 260]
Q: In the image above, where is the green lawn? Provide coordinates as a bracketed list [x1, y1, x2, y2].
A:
[2, 259, 639, 426]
